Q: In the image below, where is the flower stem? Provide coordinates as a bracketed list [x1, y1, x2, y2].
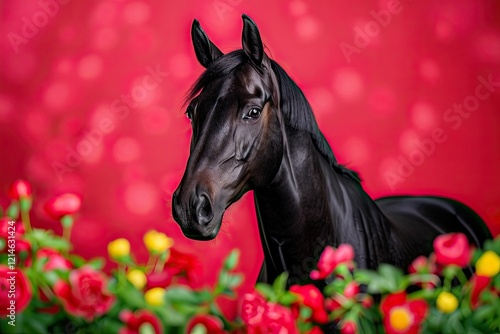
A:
[20, 207, 32, 234]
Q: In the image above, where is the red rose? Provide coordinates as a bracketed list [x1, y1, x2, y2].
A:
[119, 309, 163, 334]
[290, 284, 328, 323]
[343, 282, 360, 299]
[8, 180, 32, 199]
[253, 302, 298, 334]
[310, 244, 355, 280]
[380, 292, 428, 334]
[340, 320, 357, 334]
[53, 266, 114, 321]
[433, 233, 472, 268]
[0, 266, 32, 316]
[241, 292, 268, 327]
[307, 326, 324, 334]
[37, 248, 72, 271]
[470, 274, 492, 309]
[186, 314, 224, 334]
[44, 193, 82, 220]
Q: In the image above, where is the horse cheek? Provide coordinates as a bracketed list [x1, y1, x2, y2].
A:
[234, 125, 261, 161]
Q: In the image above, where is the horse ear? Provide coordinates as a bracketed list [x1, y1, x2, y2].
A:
[191, 19, 223, 68]
[241, 14, 263, 65]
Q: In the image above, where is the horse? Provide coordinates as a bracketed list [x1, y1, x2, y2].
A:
[171, 14, 492, 285]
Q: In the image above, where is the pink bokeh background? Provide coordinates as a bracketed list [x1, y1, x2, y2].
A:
[1, 0, 499, 315]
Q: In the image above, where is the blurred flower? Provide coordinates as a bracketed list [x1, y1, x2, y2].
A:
[343, 282, 360, 299]
[475, 250, 500, 277]
[186, 314, 224, 334]
[127, 269, 147, 290]
[108, 238, 131, 260]
[0, 266, 32, 316]
[290, 284, 328, 323]
[408, 255, 436, 275]
[144, 287, 165, 306]
[37, 247, 72, 271]
[8, 179, 32, 200]
[340, 320, 357, 334]
[310, 244, 354, 280]
[53, 266, 115, 321]
[307, 326, 324, 334]
[241, 293, 298, 333]
[44, 193, 82, 220]
[119, 309, 163, 334]
[257, 302, 298, 334]
[380, 291, 428, 334]
[241, 292, 268, 327]
[470, 274, 492, 309]
[436, 291, 458, 314]
[143, 230, 174, 254]
[433, 233, 471, 268]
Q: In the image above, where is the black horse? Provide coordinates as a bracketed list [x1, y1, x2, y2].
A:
[172, 14, 492, 285]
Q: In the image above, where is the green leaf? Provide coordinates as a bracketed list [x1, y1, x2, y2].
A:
[116, 283, 146, 308]
[6, 202, 19, 220]
[278, 292, 299, 306]
[255, 283, 275, 300]
[378, 264, 403, 291]
[473, 305, 496, 323]
[165, 286, 201, 305]
[272, 272, 289, 295]
[69, 254, 86, 268]
[87, 257, 105, 270]
[223, 249, 240, 271]
[226, 273, 244, 289]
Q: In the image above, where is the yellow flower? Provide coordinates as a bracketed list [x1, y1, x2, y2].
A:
[436, 291, 458, 313]
[107, 238, 130, 259]
[145, 287, 165, 306]
[144, 230, 174, 254]
[127, 269, 147, 290]
[389, 307, 412, 332]
[476, 250, 500, 277]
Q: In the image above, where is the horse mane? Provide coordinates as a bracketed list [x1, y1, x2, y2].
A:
[185, 50, 360, 183]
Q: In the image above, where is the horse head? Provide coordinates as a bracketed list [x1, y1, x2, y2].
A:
[172, 15, 284, 240]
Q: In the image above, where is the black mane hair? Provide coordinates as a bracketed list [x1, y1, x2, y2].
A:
[185, 50, 360, 182]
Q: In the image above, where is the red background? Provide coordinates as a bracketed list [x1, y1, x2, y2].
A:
[1, 0, 499, 315]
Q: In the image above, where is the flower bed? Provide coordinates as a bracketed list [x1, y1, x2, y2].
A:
[0, 180, 499, 333]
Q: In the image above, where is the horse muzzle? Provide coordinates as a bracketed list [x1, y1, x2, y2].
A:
[172, 190, 221, 240]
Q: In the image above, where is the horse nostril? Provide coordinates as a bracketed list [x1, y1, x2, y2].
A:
[194, 193, 214, 226]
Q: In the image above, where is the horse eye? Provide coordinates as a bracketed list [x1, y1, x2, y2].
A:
[245, 107, 262, 120]
[186, 108, 193, 121]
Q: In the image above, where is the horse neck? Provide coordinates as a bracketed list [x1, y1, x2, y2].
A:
[254, 128, 395, 282]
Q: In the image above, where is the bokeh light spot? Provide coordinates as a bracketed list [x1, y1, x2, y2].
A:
[77, 54, 103, 80]
[419, 59, 441, 83]
[43, 82, 71, 110]
[124, 181, 158, 215]
[123, 2, 151, 25]
[333, 68, 364, 101]
[399, 129, 421, 154]
[295, 16, 320, 41]
[342, 137, 369, 164]
[411, 102, 436, 130]
[113, 137, 141, 163]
